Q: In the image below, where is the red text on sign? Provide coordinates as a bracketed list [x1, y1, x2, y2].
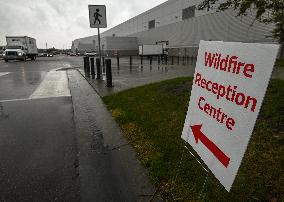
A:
[204, 52, 255, 78]
[198, 96, 235, 130]
[195, 72, 258, 112]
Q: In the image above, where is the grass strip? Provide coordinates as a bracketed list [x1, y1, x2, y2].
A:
[103, 77, 283, 201]
[275, 59, 284, 69]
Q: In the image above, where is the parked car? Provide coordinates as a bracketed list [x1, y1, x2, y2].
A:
[38, 53, 53, 57]
[70, 52, 77, 56]
[84, 52, 97, 57]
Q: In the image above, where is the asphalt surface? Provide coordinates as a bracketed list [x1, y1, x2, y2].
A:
[0, 56, 80, 202]
[0, 55, 162, 202]
[0, 97, 79, 202]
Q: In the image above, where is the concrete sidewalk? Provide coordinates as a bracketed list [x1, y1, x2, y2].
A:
[69, 59, 195, 201]
[79, 56, 195, 97]
[74, 56, 284, 97]
[68, 69, 162, 202]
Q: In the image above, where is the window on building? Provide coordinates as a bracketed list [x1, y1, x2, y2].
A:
[148, 20, 155, 29]
[182, 6, 195, 20]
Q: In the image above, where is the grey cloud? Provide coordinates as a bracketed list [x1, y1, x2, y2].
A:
[76, 16, 89, 29]
[0, 0, 167, 48]
[45, 0, 68, 15]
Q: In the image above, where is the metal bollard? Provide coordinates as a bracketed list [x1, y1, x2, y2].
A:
[83, 56, 87, 73]
[182, 56, 185, 65]
[96, 58, 101, 79]
[116, 54, 120, 68]
[85, 57, 90, 77]
[90, 57, 95, 78]
[165, 55, 168, 65]
[102, 56, 105, 72]
[158, 56, 160, 65]
[130, 55, 132, 67]
[83, 57, 86, 72]
[150, 56, 152, 65]
[140, 56, 143, 65]
[105, 59, 113, 87]
[171, 56, 174, 65]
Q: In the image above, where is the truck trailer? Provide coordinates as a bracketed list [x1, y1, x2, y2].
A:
[139, 44, 164, 56]
[4, 36, 38, 62]
[102, 37, 138, 56]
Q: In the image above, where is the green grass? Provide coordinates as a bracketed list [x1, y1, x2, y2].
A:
[275, 59, 284, 69]
[103, 77, 284, 201]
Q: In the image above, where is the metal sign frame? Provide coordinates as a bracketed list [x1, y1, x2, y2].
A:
[88, 5, 107, 28]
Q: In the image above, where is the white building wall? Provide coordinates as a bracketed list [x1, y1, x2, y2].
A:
[72, 0, 276, 54]
[127, 9, 275, 48]
[71, 35, 97, 52]
[102, 0, 223, 38]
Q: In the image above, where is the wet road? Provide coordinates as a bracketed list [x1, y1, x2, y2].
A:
[0, 56, 80, 201]
[0, 55, 162, 202]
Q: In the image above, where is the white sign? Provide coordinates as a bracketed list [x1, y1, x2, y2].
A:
[182, 40, 279, 191]
[88, 5, 107, 28]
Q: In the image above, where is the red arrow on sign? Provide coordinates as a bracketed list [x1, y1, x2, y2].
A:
[190, 124, 230, 168]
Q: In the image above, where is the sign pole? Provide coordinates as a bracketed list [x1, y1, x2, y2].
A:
[97, 27, 102, 77]
[88, 4, 107, 76]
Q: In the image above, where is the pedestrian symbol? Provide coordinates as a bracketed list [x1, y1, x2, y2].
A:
[94, 9, 102, 24]
[89, 5, 107, 28]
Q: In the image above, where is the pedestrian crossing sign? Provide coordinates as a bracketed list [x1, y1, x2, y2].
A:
[88, 5, 107, 28]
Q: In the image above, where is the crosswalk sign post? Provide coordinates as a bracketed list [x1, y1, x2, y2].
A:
[88, 5, 107, 77]
[89, 5, 107, 28]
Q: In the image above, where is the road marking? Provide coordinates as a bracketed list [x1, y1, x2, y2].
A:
[0, 70, 71, 103]
[0, 72, 10, 77]
[29, 71, 71, 99]
[0, 98, 31, 103]
[0, 96, 71, 103]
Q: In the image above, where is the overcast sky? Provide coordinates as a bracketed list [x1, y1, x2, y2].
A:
[0, 0, 167, 49]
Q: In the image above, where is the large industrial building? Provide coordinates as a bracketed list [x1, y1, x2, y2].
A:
[71, 0, 282, 57]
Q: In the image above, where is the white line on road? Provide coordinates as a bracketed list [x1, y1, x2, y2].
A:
[0, 98, 32, 103]
[0, 70, 71, 103]
[0, 96, 71, 103]
[29, 71, 71, 99]
[0, 72, 10, 77]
